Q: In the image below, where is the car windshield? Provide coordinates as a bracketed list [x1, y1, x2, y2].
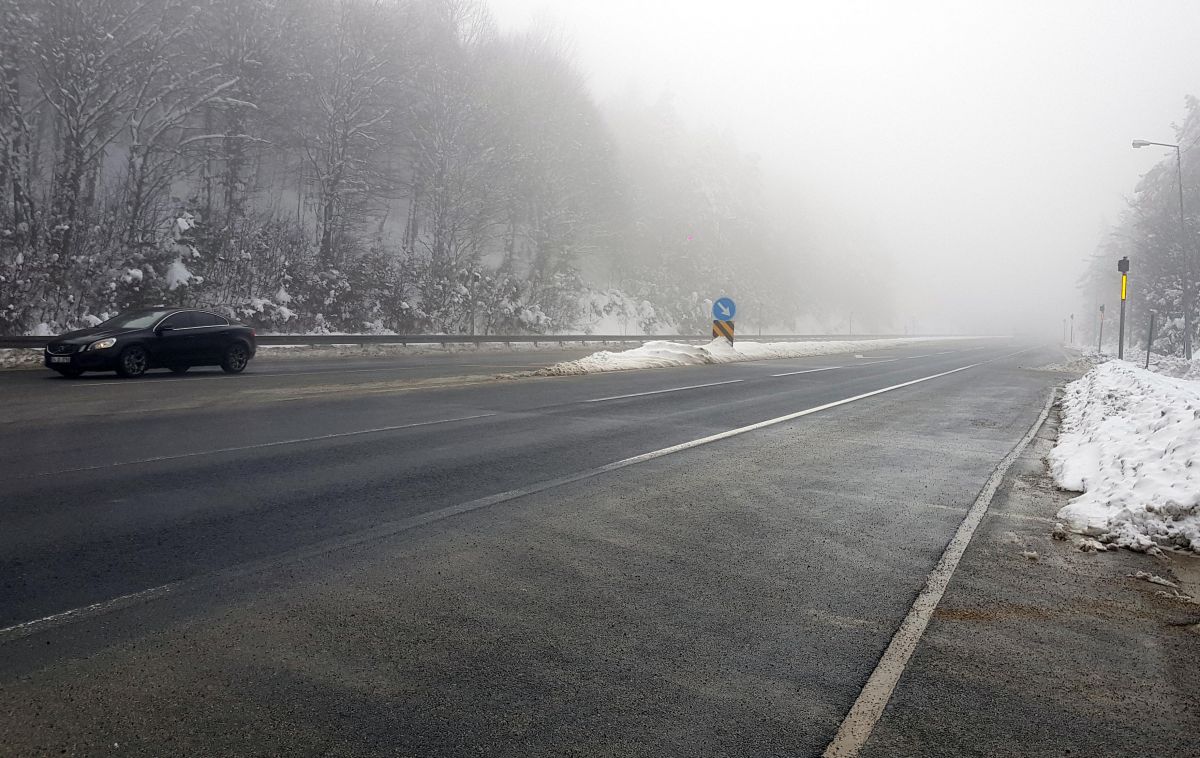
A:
[96, 310, 175, 330]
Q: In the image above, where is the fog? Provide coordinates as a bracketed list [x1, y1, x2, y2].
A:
[490, 0, 1200, 336]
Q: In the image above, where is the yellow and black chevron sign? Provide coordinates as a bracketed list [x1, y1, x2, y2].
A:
[712, 319, 735, 344]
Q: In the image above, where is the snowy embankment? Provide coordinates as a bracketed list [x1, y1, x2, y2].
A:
[1051, 360, 1200, 553]
[0, 349, 41, 370]
[532, 336, 962, 376]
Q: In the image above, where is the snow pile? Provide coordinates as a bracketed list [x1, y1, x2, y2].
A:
[1051, 360, 1200, 553]
[1144, 354, 1200, 381]
[0, 349, 42, 369]
[255, 339, 669, 362]
[533, 337, 956, 376]
[1029, 351, 1107, 374]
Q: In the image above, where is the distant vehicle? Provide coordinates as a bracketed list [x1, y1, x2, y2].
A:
[43, 308, 256, 379]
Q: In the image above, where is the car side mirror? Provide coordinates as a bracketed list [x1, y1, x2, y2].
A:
[156, 326, 174, 334]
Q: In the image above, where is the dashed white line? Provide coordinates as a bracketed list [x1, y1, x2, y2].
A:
[26, 413, 497, 477]
[770, 367, 843, 377]
[67, 363, 542, 386]
[0, 582, 181, 644]
[585, 379, 745, 403]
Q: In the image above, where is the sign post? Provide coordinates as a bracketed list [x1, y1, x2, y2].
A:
[1097, 304, 1105, 355]
[1118, 257, 1130, 359]
[712, 297, 736, 345]
[1145, 312, 1156, 370]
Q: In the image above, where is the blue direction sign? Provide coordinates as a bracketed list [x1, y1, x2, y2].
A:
[712, 297, 737, 320]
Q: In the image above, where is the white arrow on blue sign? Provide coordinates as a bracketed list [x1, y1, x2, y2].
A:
[712, 297, 736, 320]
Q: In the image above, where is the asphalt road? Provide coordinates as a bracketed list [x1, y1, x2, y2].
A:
[0, 338, 1068, 756]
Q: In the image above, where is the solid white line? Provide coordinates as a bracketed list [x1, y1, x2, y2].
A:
[585, 379, 745, 403]
[2, 347, 1040, 643]
[822, 388, 1055, 758]
[27, 413, 497, 477]
[770, 367, 843, 377]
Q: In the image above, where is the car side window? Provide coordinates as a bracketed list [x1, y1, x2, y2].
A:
[192, 312, 228, 327]
[159, 312, 194, 330]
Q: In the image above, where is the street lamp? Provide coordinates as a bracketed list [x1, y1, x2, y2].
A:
[1132, 139, 1193, 359]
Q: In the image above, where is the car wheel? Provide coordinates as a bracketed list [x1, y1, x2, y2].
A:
[54, 368, 83, 379]
[116, 345, 149, 378]
[169, 365, 190, 374]
[221, 342, 250, 374]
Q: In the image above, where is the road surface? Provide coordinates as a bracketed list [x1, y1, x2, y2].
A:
[1, 339, 1076, 755]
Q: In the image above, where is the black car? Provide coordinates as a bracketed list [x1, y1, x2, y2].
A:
[44, 308, 257, 379]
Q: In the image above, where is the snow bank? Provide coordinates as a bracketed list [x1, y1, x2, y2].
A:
[0, 349, 42, 369]
[533, 336, 959, 376]
[1051, 361, 1200, 553]
[255, 339, 681, 362]
[1144, 354, 1200, 381]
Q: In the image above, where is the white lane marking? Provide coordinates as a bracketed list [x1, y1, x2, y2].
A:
[0, 582, 181, 644]
[67, 363, 534, 386]
[26, 413, 497, 477]
[770, 367, 843, 377]
[856, 352, 941, 362]
[585, 379, 745, 403]
[2, 347, 1040, 643]
[822, 387, 1055, 758]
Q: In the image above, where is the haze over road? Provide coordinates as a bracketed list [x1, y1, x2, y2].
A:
[1, 340, 1065, 755]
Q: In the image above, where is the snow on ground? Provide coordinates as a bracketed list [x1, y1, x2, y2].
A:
[0, 349, 42, 369]
[255, 339, 697, 362]
[532, 336, 964, 376]
[1144, 354, 1200, 381]
[1050, 360, 1200, 554]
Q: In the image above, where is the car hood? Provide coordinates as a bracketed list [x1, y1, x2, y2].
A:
[52, 327, 140, 345]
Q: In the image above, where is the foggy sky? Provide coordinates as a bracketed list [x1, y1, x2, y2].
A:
[489, 0, 1200, 335]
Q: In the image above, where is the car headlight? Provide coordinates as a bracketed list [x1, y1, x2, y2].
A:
[88, 338, 117, 351]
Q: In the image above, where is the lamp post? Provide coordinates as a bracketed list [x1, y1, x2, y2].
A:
[1132, 139, 1193, 359]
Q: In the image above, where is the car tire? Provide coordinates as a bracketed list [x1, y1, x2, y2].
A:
[221, 342, 250, 374]
[54, 368, 83, 379]
[169, 365, 190, 374]
[116, 345, 149, 378]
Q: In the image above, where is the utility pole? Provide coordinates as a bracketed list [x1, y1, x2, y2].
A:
[1118, 256, 1130, 359]
[1097, 304, 1105, 355]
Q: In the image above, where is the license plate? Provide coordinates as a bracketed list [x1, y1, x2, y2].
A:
[49, 356, 71, 364]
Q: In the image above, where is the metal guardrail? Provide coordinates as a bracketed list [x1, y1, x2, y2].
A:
[0, 333, 914, 349]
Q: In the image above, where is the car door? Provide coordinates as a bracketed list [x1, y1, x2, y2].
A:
[189, 311, 230, 364]
[150, 311, 198, 366]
